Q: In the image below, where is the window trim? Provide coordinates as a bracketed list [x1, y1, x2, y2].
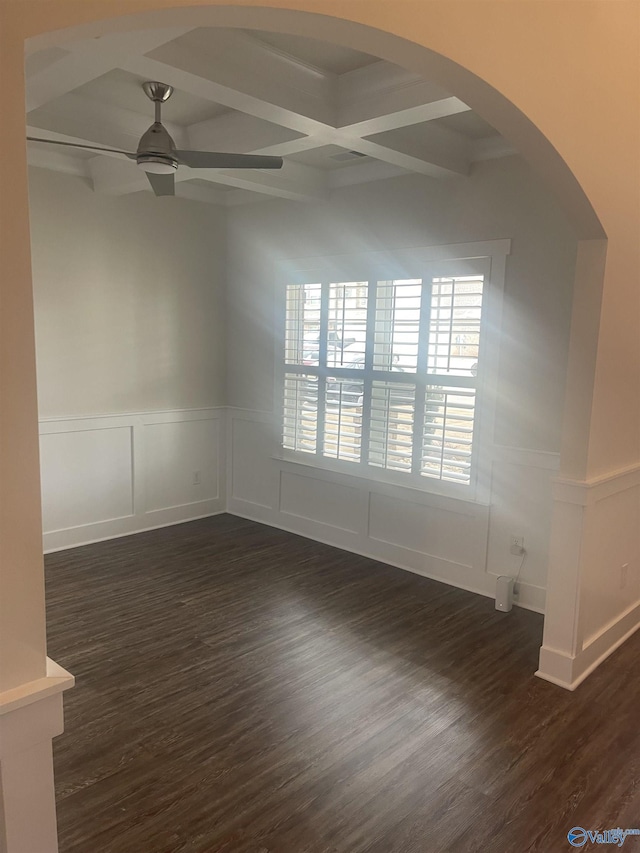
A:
[275, 240, 510, 503]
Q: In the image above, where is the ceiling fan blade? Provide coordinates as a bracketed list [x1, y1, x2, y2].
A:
[176, 150, 283, 170]
[27, 136, 136, 159]
[146, 171, 175, 196]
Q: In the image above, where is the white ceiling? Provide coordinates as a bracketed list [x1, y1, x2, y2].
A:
[244, 29, 380, 75]
[73, 69, 230, 126]
[25, 26, 514, 206]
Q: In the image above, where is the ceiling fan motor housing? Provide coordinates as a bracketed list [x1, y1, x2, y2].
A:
[137, 122, 178, 173]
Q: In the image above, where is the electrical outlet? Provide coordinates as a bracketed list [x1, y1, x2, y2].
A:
[621, 563, 629, 589]
[510, 535, 525, 556]
[192, 471, 201, 486]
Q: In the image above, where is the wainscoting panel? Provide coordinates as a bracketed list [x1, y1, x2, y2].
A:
[227, 409, 555, 612]
[42, 406, 560, 615]
[368, 492, 479, 567]
[40, 426, 133, 533]
[581, 479, 640, 646]
[144, 418, 220, 512]
[230, 413, 277, 509]
[486, 450, 560, 613]
[280, 470, 363, 533]
[40, 409, 225, 552]
[537, 464, 640, 689]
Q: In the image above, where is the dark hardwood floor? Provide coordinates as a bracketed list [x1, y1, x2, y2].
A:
[45, 515, 640, 853]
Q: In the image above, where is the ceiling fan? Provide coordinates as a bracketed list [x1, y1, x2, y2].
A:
[27, 81, 284, 196]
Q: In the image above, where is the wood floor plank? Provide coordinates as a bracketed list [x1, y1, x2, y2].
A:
[45, 515, 640, 853]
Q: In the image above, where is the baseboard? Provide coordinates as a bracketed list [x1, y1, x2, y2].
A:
[43, 504, 225, 553]
[536, 598, 640, 690]
[227, 501, 543, 615]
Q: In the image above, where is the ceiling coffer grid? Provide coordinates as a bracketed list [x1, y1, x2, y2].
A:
[25, 26, 511, 206]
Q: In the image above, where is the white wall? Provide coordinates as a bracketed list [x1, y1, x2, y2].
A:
[29, 153, 638, 682]
[225, 156, 578, 611]
[29, 167, 227, 548]
[30, 157, 579, 612]
[29, 167, 227, 417]
[227, 157, 577, 453]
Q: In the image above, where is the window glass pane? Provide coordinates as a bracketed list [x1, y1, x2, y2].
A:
[285, 283, 322, 366]
[283, 373, 318, 453]
[374, 280, 422, 373]
[426, 276, 483, 377]
[323, 378, 362, 463]
[368, 380, 415, 472]
[421, 386, 476, 484]
[327, 282, 368, 368]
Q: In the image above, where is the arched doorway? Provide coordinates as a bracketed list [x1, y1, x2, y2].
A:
[4, 3, 636, 851]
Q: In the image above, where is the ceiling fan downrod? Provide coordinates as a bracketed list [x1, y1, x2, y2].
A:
[138, 82, 177, 175]
[142, 81, 174, 123]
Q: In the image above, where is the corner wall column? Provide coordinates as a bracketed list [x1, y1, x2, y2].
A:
[0, 17, 74, 852]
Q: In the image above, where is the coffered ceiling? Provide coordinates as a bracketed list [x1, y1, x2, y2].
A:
[25, 26, 514, 206]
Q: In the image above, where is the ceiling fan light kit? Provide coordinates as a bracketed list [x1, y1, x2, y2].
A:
[27, 81, 284, 197]
[137, 157, 178, 175]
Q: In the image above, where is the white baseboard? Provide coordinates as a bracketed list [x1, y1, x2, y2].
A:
[536, 598, 640, 689]
[228, 501, 544, 614]
[44, 504, 225, 553]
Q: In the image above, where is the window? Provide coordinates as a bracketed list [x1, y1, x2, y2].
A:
[280, 249, 501, 492]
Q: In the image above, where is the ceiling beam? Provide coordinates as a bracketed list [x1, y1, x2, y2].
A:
[128, 39, 472, 171]
[26, 28, 194, 112]
[130, 27, 336, 132]
[184, 113, 472, 179]
[354, 123, 471, 177]
[130, 65, 473, 178]
[122, 54, 332, 138]
[338, 97, 470, 138]
[336, 62, 471, 133]
[187, 112, 303, 155]
[251, 123, 472, 179]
